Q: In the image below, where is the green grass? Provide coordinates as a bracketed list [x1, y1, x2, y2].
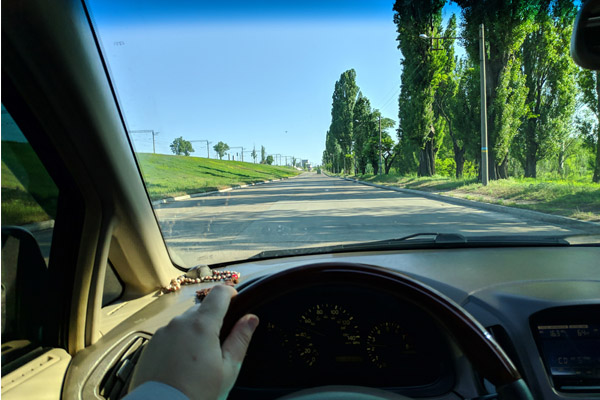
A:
[137, 153, 300, 200]
[1, 146, 299, 225]
[2, 141, 58, 226]
[340, 172, 600, 222]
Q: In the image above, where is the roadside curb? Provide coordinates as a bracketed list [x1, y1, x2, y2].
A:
[151, 176, 297, 207]
[330, 174, 600, 232]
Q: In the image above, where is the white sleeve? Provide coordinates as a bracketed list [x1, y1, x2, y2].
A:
[123, 381, 190, 400]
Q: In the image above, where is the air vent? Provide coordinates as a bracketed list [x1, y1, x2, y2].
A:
[99, 336, 148, 399]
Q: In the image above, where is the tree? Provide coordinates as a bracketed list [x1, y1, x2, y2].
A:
[260, 145, 266, 163]
[578, 69, 600, 182]
[265, 155, 274, 165]
[353, 93, 375, 174]
[511, 0, 577, 178]
[365, 110, 395, 175]
[447, 60, 481, 177]
[213, 141, 230, 160]
[393, 0, 447, 176]
[170, 137, 194, 156]
[251, 148, 258, 163]
[326, 69, 359, 173]
[455, 0, 537, 179]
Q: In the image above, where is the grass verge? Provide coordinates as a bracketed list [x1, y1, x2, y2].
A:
[1, 147, 300, 226]
[137, 153, 300, 200]
[2, 142, 58, 226]
[342, 173, 600, 222]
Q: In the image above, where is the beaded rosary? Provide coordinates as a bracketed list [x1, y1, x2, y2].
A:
[161, 268, 240, 300]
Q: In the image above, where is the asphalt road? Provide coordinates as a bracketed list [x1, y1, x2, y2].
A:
[155, 173, 593, 267]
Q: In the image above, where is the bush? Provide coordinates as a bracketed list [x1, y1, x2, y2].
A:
[435, 158, 456, 177]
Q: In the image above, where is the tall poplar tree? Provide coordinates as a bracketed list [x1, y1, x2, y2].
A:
[353, 93, 374, 175]
[513, 0, 577, 178]
[326, 69, 359, 173]
[393, 0, 446, 176]
[455, 0, 536, 179]
[579, 70, 600, 182]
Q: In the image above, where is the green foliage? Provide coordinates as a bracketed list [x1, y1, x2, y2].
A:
[577, 69, 600, 182]
[353, 93, 374, 174]
[325, 69, 359, 173]
[394, 0, 447, 177]
[456, 0, 538, 179]
[512, 0, 578, 178]
[265, 155, 274, 165]
[260, 145, 266, 163]
[170, 136, 194, 156]
[213, 141, 230, 160]
[491, 56, 529, 173]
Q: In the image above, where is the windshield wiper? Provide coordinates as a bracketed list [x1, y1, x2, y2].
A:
[246, 233, 571, 262]
[391, 232, 468, 243]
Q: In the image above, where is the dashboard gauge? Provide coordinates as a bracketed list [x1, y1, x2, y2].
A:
[366, 322, 415, 369]
[295, 304, 361, 367]
[265, 321, 292, 362]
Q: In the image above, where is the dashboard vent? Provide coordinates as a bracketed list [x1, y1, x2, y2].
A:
[99, 336, 148, 399]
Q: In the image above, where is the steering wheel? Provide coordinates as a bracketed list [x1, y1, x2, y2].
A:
[221, 263, 534, 400]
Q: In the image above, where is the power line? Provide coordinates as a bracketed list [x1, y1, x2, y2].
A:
[130, 129, 159, 153]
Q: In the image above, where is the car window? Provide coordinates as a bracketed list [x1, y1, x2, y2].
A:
[1, 104, 57, 259]
[1, 104, 58, 368]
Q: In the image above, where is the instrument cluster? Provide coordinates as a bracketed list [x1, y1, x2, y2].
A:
[235, 284, 455, 392]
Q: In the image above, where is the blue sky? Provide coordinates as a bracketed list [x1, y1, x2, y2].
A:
[87, 1, 461, 165]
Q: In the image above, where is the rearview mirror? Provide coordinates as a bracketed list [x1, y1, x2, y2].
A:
[570, 0, 600, 70]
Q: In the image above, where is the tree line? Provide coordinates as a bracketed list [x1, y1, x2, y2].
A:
[169, 137, 279, 165]
[324, 0, 600, 183]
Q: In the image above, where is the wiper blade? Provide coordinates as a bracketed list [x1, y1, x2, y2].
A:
[246, 233, 570, 262]
[392, 232, 467, 244]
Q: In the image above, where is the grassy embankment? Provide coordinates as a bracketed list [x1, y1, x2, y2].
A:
[1, 141, 58, 226]
[137, 153, 299, 200]
[1, 145, 299, 225]
[343, 173, 600, 222]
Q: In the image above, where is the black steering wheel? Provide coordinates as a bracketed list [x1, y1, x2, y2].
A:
[221, 263, 534, 400]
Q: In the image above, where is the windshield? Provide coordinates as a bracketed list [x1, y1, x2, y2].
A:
[85, 0, 600, 267]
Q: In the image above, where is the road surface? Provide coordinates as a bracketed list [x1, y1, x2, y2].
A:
[154, 173, 595, 267]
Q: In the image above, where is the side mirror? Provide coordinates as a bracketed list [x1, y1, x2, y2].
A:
[570, 0, 600, 70]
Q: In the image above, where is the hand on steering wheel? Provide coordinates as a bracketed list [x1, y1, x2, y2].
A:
[129, 285, 259, 400]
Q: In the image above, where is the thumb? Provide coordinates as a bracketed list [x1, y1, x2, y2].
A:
[222, 314, 259, 372]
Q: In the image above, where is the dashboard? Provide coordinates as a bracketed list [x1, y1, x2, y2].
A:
[64, 246, 600, 400]
[233, 285, 455, 396]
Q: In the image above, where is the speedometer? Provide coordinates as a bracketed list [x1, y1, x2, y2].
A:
[295, 304, 361, 367]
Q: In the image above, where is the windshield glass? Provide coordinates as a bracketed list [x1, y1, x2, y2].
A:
[85, 0, 600, 267]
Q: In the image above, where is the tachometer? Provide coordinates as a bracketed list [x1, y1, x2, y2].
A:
[295, 304, 361, 367]
[366, 322, 415, 369]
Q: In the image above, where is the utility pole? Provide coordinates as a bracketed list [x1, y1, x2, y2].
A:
[229, 147, 245, 162]
[190, 140, 212, 159]
[378, 116, 382, 176]
[130, 130, 159, 154]
[271, 154, 282, 165]
[479, 24, 489, 186]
